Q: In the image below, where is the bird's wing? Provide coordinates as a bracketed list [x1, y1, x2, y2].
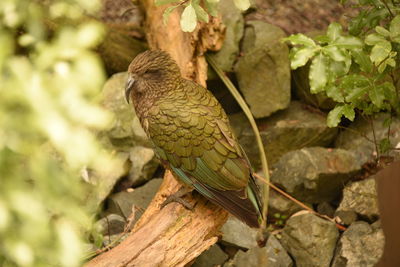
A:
[146, 81, 263, 227]
[147, 83, 249, 191]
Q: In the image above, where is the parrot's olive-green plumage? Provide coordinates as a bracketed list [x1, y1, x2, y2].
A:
[125, 50, 263, 227]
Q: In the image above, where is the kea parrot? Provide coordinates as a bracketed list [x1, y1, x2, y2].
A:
[125, 50, 264, 228]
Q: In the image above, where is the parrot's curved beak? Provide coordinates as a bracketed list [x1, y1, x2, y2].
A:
[125, 76, 135, 104]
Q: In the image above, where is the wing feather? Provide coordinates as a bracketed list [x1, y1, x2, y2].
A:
[146, 80, 263, 227]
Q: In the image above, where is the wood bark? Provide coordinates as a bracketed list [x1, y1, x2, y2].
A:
[141, 0, 224, 84]
[86, 2, 227, 267]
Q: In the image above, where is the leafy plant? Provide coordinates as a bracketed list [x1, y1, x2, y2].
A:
[284, 0, 400, 153]
[272, 213, 288, 227]
[156, 0, 250, 32]
[0, 0, 113, 265]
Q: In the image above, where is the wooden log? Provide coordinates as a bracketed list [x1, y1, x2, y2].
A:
[85, 1, 226, 266]
[86, 172, 228, 266]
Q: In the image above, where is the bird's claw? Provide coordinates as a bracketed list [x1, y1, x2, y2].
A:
[160, 187, 194, 210]
[160, 195, 194, 210]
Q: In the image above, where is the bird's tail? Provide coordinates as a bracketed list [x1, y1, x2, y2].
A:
[193, 174, 264, 228]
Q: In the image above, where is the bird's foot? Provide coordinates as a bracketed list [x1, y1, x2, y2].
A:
[161, 187, 194, 210]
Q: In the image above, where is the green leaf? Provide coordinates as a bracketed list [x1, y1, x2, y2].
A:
[283, 34, 316, 47]
[329, 60, 348, 78]
[333, 36, 363, 49]
[290, 47, 316, 69]
[365, 33, 386, 45]
[377, 60, 387, 73]
[323, 46, 346, 61]
[328, 49, 351, 77]
[386, 57, 396, 67]
[192, 1, 209, 23]
[369, 84, 385, 108]
[327, 104, 355, 127]
[341, 74, 370, 101]
[383, 117, 392, 128]
[163, 5, 179, 25]
[349, 10, 367, 36]
[349, 8, 389, 35]
[370, 40, 391, 66]
[379, 82, 398, 109]
[326, 84, 344, 102]
[379, 138, 391, 154]
[345, 84, 370, 102]
[351, 50, 372, 73]
[327, 105, 345, 127]
[390, 15, 400, 43]
[375, 26, 390, 37]
[327, 22, 342, 41]
[204, 0, 218, 17]
[180, 4, 197, 32]
[309, 52, 328, 93]
[155, 0, 179, 6]
[314, 35, 330, 44]
[342, 104, 355, 121]
[93, 232, 104, 248]
[233, 0, 250, 11]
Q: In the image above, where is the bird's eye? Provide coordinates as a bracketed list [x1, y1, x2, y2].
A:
[144, 69, 160, 75]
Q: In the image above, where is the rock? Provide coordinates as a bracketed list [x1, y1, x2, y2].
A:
[271, 147, 363, 203]
[317, 202, 336, 217]
[106, 179, 162, 221]
[268, 189, 303, 219]
[220, 216, 258, 249]
[210, 0, 244, 72]
[281, 213, 339, 267]
[127, 146, 159, 187]
[99, 31, 147, 75]
[336, 176, 379, 222]
[229, 101, 338, 167]
[192, 244, 228, 267]
[266, 235, 294, 267]
[102, 233, 128, 247]
[235, 21, 290, 118]
[207, 77, 241, 114]
[95, 214, 126, 235]
[332, 221, 385, 267]
[84, 152, 130, 208]
[335, 210, 357, 226]
[100, 0, 144, 32]
[335, 114, 400, 165]
[101, 72, 150, 150]
[98, 0, 147, 74]
[224, 235, 293, 267]
[292, 63, 335, 110]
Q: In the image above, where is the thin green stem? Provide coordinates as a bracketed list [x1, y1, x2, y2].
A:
[206, 54, 270, 228]
[253, 173, 346, 231]
[382, 0, 394, 18]
[368, 115, 380, 162]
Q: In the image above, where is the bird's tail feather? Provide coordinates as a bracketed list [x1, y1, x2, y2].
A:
[193, 175, 263, 228]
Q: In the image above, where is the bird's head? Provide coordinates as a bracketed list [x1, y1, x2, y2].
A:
[125, 50, 181, 103]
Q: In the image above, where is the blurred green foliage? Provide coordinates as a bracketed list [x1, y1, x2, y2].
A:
[0, 0, 113, 266]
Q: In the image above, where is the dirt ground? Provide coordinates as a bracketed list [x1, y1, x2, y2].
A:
[247, 0, 358, 34]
